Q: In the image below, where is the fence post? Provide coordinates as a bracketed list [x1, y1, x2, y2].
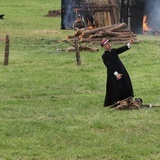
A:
[74, 37, 81, 65]
[4, 35, 10, 65]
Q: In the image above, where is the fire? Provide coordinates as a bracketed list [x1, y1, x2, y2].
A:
[142, 15, 151, 33]
[86, 18, 93, 30]
[87, 26, 93, 30]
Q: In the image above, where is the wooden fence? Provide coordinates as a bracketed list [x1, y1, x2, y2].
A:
[82, 0, 120, 27]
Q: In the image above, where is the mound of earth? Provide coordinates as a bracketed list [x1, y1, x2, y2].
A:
[44, 10, 61, 17]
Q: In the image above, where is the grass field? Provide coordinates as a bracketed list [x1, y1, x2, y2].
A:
[0, 0, 159, 159]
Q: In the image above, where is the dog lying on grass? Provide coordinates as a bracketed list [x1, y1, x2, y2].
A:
[115, 98, 143, 110]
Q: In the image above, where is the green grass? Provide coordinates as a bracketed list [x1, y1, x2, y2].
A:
[0, 0, 159, 159]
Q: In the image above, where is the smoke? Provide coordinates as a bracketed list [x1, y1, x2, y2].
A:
[62, 0, 79, 29]
[63, 3, 74, 29]
[144, 0, 160, 29]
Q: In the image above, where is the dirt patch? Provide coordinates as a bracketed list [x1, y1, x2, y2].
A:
[44, 10, 61, 17]
[33, 30, 59, 35]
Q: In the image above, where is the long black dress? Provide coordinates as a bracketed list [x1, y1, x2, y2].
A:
[102, 45, 134, 107]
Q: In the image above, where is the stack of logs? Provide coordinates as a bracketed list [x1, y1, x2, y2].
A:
[67, 23, 138, 44]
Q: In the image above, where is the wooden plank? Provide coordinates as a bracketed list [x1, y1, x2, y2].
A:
[103, 11, 108, 26]
[108, 0, 114, 24]
[104, 0, 109, 26]
[94, 0, 100, 27]
[82, 0, 120, 27]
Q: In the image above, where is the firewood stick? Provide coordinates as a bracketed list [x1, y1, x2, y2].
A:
[81, 23, 120, 36]
[115, 29, 132, 32]
[104, 31, 133, 37]
[62, 39, 75, 47]
[80, 37, 137, 43]
[142, 104, 160, 108]
[107, 23, 127, 32]
[66, 35, 75, 40]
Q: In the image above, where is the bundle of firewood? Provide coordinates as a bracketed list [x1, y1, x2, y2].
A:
[67, 23, 138, 44]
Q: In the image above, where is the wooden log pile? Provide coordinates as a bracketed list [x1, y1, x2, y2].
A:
[66, 23, 138, 45]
